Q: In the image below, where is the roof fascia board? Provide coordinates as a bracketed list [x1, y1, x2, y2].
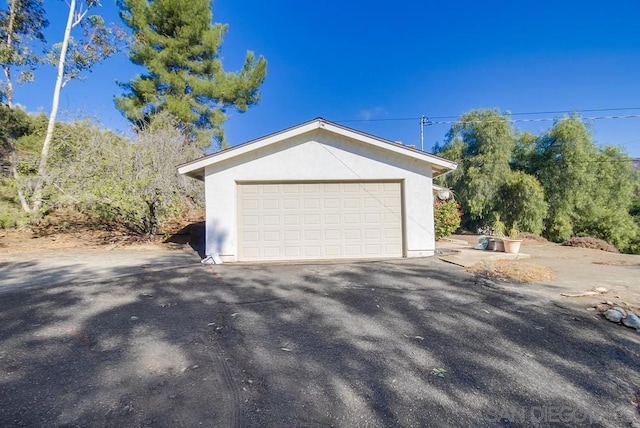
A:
[319, 121, 456, 171]
[178, 118, 457, 176]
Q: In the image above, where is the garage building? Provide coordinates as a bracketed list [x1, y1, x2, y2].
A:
[178, 118, 456, 262]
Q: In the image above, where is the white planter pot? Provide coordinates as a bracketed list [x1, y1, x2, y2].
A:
[503, 239, 523, 254]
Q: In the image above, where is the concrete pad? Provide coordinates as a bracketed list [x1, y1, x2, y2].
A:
[436, 241, 530, 267]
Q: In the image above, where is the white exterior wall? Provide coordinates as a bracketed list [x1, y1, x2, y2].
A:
[204, 130, 435, 261]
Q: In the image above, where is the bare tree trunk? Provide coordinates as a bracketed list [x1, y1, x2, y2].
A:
[3, 0, 17, 108]
[2, 67, 13, 108]
[3, 0, 31, 211]
[9, 144, 31, 212]
[31, 0, 76, 213]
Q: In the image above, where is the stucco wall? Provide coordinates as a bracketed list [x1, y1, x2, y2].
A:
[204, 129, 436, 261]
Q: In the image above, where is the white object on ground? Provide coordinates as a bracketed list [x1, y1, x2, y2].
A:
[604, 309, 623, 323]
[622, 313, 640, 330]
[201, 254, 223, 265]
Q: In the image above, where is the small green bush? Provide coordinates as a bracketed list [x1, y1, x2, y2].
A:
[0, 204, 29, 229]
[434, 199, 462, 239]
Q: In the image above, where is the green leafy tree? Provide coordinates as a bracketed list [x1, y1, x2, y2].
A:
[116, 0, 267, 149]
[497, 171, 547, 235]
[0, 103, 30, 160]
[0, 0, 48, 107]
[435, 109, 515, 229]
[533, 116, 638, 250]
[510, 131, 537, 174]
[0, 0, 47, 211]
[533, 116, 600, 241]
[571, 146, 638, 251]
[0, 103, 31, 212]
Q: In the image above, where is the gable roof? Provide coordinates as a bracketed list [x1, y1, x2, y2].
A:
[178, 118, 457, 180]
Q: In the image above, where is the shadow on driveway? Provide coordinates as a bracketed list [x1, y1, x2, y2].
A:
[0, 255, 639, 426]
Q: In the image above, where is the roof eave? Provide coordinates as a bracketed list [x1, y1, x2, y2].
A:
[177, 118, 458, 178]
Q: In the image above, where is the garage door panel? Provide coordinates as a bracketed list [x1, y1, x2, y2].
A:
[304, 198, 321, 209]
[283, 199, 300, 209]
[242, 185, 259, 194]
[283, 184, 300, 193]
[325, 245, 341, 256]
[284, 230, 301, 240]
[238, 182, 402, 261]
[304, 246, 322, 257]
[304, 214, 321, 225]
[264, 247, 282, 258]
[284, 247, 301, 257]
[366, 244, 382, 254]
[241, 230, 260, 243]
[365, 229, 381, 239]
[325, 214, 340, 224]
[385, 228, 401, 239]
[384, 196, 399, 207]
[242, 215, 260, 226]
[283, 215, 299, 225]
[263, 184, 280, 193]
[263, 199, 280, 209]
[345, 245, 362, 256]
[362, 183, 382, 192]
[263, 231, 280, 242]
[243, 199, 259, 210]
[325, 229, 341, 240]
[344, 198, 360, 208]
[304, 230, 322, 240]
[364, 213, 381, 223]
[344, 213, 360, 224]
[263, 215, 279, 226]
[345, 229, 361, 240]
[324, 198, 340, 209]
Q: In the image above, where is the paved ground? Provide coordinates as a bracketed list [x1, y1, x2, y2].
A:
[1, 248, 640, 427]
[438, 235, 640, 312]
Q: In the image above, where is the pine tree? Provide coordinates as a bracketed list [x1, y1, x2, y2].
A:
[116, 0, 267, 149]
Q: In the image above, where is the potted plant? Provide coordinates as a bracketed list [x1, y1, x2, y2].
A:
[487, 214, 506, 252]
[503, 222, 523, 254]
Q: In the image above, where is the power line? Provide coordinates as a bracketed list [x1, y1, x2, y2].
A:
[335, 107, 640, 124]
[429, 114, 640, 126]
[430, 107, 640, 120]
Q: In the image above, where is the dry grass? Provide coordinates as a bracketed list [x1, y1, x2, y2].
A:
[562, 236, 619, 253]
[592, 260, 639, 266]
[466, 259, 556, 283]
[519, 232, 548, 242]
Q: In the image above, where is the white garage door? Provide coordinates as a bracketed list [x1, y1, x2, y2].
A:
[238, 182, 403, 261]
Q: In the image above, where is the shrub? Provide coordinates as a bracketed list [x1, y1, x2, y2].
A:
[50, 113, 204, 236]
[434, 199, 462, 239]
[562, 237, 619, 253]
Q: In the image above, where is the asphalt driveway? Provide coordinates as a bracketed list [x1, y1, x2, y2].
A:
[1, 253, 639, 427]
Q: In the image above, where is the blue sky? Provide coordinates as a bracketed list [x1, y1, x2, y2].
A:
[12, 0, 640, 156]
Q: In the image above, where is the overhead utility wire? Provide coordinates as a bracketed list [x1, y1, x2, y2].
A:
[429, 107, 640, 120]
[428, 114, 640, 125]
[336, 107, 640, 124]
